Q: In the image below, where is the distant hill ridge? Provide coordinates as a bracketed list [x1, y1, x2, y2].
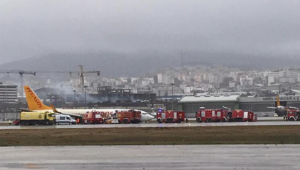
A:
[0, 52, 299, 76]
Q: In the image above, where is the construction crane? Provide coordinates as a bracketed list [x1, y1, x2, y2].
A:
[78, 65, 100, 93]
[19, 71, 36, 97]
[0, 65, 100, 94]
[0, 70, 36, 97]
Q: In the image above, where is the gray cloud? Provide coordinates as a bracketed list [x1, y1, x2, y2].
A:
[0, 0, 300, 64]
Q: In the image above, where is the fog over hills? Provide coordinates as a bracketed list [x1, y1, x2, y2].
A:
[1, 0, 300, 73]
[0, 51, 299, 77]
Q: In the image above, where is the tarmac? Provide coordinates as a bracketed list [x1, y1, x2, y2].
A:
[0, 120, 299, 129]
[0, 145, 299, 170]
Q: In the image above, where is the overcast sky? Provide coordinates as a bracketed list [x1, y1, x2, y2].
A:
[0, 0, 300, 65]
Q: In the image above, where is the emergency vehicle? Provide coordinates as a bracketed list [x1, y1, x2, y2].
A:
[196, 109, 228, 123]
[82, 111, 104, 124]
[284, 109, 300, 121]
[117, 110, 142, 124]
[157, 110, 185, 123]
[228, 110, 257, 122]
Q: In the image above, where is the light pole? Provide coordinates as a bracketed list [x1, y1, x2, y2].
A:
[84, 85, 88, 107]
[73, 89, 76, 104]
[148, 87, 150, 102]
[171, 83, 174, 111]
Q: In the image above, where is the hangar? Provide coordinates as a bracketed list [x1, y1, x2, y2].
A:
[178, 95, 300, 117]
[178, 95, 240, 118]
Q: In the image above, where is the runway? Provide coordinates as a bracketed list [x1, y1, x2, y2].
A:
[0, 120, 299, 129]
[0, 145, 299, 170]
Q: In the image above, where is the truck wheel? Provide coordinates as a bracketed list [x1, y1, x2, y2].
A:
[196, 118, 201, 123]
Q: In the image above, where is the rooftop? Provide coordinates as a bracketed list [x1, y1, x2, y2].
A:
[179, 95, 240, 103]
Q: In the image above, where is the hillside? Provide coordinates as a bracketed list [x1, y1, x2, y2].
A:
[0, 51, 299, 77]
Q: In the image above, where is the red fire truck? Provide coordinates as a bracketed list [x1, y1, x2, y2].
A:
[117, 110, 142, 124]
[228, 110, 257, 122]
[82, 111, 104, 124]
[157, 110, 185, 123]
[131, 110, 142, 123]
[196, 109, 228, 123]
[285, 109, 300, 121]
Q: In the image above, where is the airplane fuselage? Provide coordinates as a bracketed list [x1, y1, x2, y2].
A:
[33, 108, 154, 122]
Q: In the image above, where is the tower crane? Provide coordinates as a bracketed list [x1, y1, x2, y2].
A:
[78, 65, 100, 93]
[30, 66, 100, 92]
[0, 65, 100, 95]
[19, 71, 36, 97]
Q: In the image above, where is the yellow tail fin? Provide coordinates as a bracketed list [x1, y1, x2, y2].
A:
[24, 86, 52, 111]
[276, 94, 280, 106]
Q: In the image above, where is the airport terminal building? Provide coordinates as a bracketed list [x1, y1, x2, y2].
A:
[178, 95, 300, 117]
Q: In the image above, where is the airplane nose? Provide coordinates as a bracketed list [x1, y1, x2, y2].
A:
[147, 114, 155, 121]
[150, 114, 155, 119]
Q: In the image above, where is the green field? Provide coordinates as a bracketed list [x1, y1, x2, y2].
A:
[1, 126, 300, 146]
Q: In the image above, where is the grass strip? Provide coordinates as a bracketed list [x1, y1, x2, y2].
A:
[1, 126, 300, 146]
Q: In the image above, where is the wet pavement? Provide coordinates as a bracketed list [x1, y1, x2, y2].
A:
[0, 145, 299, 170]
[0, 120, 300, 129]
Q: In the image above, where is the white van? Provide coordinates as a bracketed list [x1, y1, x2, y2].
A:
[55, 114, 76, 125]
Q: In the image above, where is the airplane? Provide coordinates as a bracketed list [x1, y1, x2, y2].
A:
[267, 94, 299, 117]
[24, 86, 155, 122]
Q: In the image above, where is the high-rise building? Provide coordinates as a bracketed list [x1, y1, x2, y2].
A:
[0, 84, 18, 103]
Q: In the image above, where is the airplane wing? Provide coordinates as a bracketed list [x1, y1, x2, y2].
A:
[287, 106, 299, 110]
[54, 112, 83, 119]
[50, 103, 82, 118]
[292, 89, 300, 94]
[18, 109, 31, 112]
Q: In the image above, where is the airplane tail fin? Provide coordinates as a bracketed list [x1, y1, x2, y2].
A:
[24, 86, 52, 111]
[276, 94, 280, 107]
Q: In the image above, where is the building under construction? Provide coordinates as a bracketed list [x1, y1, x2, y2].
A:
[34, 86, 156, 106]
